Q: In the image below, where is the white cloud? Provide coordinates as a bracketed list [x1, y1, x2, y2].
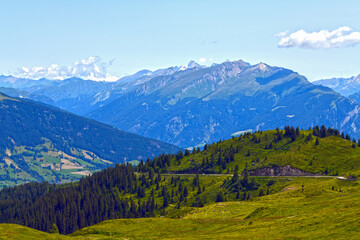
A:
[198, 57, 207, 63]
[198, 57, 214, 64]
[276, 26, 360, 49]
[274, 30, 289, 38]
[15, 56, 119, 81]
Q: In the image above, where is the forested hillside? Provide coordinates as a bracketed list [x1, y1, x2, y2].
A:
[2, 173, 360, 240]
[139, 125, 360, 177]
[0, 93, 180, 187]
[0, 126, 359, 235]
[0, 163, 281, 234]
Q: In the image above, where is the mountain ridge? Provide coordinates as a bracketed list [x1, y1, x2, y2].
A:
[0, 92, 181, 186]
[313, 74, 360, 96]
[3, 60, 360, 148]
[85, 60, 360, 147]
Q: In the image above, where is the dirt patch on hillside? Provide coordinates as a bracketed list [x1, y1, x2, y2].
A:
[281, 186, 298, 192]
[58, 151, 76, 160]
[101, 159, 113, 164]
[3, 158, 19, 169]
[81, 150, 93, 160]
[61, 159, 83, 170]
[5, 149, 11, 157]
[71, 170, 91, 176]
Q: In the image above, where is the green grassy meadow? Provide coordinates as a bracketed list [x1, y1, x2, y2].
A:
[1, 176, 359, 239]
[2, 129, 360, 239]
[166, 129, 360, 177]
[68, 177, 360, 239]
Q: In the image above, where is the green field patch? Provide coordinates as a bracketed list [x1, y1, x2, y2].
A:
[43, 154, 61, 164]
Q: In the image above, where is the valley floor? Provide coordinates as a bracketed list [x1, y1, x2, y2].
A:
[1, 176, 360, 239]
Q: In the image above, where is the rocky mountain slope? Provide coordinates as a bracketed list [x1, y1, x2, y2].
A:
[86, 61, 360, 147]
[3, 60, 360, 148]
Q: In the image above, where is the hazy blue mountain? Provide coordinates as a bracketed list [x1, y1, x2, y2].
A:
[86, 60, 360, 148]
[349, 91, 360, 104]
[29, 78, 116, 115]
[0, 75, 56, 90]
[0, 92, 180, 186]
[4, 60, 360, 149]
[0, 63, 198, 115]
[0, 87, 54, 105]
[0, 76, 117, 115]
[0, 92, 180, 163]
[62, 61, 203, 114]
[313, 75, 360, 96]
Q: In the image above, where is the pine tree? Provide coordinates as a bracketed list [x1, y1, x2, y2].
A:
[193, 173, 200, 187]
[149, 168, 155, 181]
[197, 185, 202, 195]
[320, 125, 327, 138]
[242, 191, 247, 200]
[183, 186, 188, 197]
[242, 168, 249, 187]
[192, 197, 204, 207]
[315, 137, 319, 146]
[290, 126, 297, 141]
[163, 195, 169, 208]
[179, 192, 184, 202]
[232, 165, 239, 184]
[178, 182, 183, 193]
[258, 188, 265, 196]
[247, 192, 252, 200]
[215, 192, 225, 202]
[222, 161, 227, 169]
[306, 133, 312, 141]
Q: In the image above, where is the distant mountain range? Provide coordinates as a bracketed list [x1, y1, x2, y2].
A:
[0, 93, 180, 187]
[2, 60, 360, 148]
[313, 75, 360, 97]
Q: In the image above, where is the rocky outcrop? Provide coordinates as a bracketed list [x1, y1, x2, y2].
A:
[246, 165, 318, 176]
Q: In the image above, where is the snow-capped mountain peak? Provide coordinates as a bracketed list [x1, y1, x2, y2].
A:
[179, 60, 206, 71]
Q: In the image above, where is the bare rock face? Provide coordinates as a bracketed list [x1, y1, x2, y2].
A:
[246, 165, 318, 176]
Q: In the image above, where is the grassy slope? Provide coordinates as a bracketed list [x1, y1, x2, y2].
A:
[2, 130, 360, 239]
[70, 177, 360, 239]
[0, 224, 69, 240]
[168, 130, 360, 177]
[1, 177, 360, 239]
[0, 140, 111, 188]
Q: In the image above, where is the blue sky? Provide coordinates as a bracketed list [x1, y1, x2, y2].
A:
[1, 0, 360, 81]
